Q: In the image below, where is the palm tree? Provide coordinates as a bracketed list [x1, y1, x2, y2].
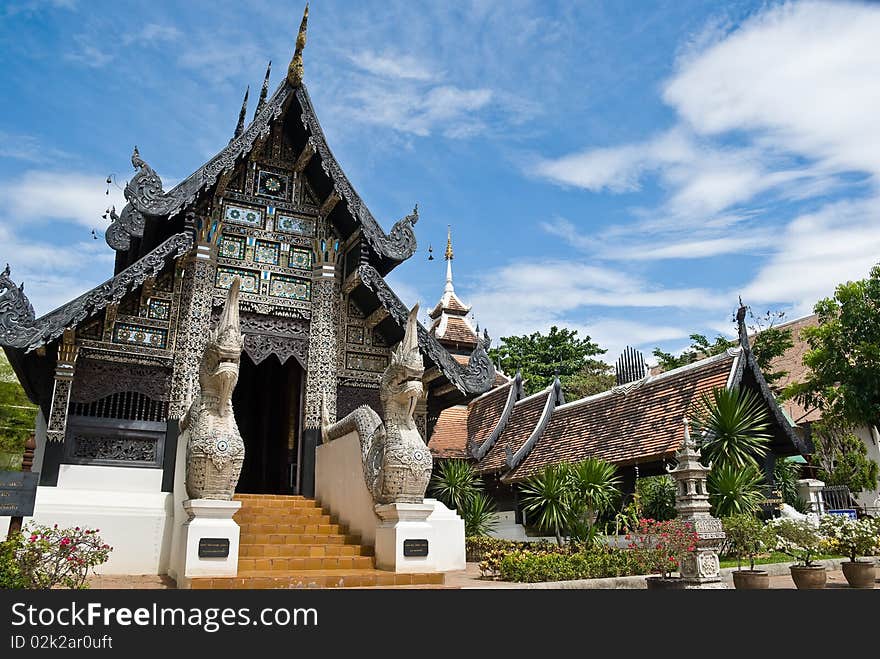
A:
[428, 459, 481, 512]
[520, 463, 571, 546]
[708, 463, 766, 517]
[691, 386, 772, 470]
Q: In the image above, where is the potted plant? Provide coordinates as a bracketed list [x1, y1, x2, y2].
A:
[768, 518, 827, 589]
[820, 515, 880, 589]
[723, 514, 773, 589]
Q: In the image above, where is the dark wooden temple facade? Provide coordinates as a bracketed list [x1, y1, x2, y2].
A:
[0, 10, 496, 497]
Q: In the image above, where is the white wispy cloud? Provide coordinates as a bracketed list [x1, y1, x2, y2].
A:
[0, 170, 125, 229]
[348, 50, 435, 81]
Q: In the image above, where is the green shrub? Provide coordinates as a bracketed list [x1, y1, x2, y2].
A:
[8, 523, 112, 589]
[461, 491, 498, 537]
[498, 546, 652, 583]
[636, 476, 677, 521]
[0, 534, 26, 590]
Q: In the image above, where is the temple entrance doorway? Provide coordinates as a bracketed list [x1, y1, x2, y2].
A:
[233, 352, 304, 494]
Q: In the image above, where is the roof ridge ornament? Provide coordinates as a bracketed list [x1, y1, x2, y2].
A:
[233, 86, 249, 140]
[287, 4, 309, 88]
[255, 61, 271, 117]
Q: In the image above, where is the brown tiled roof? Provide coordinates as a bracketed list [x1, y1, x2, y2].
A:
[437, 316, 477, 346]
[429, 295, 470, 319]
[503, 351, 739, 482]
[477, 388, 553, 473]
[467, 380, 515, 449]
[428, 405, 469, 458]
[751, 314, 821, 424]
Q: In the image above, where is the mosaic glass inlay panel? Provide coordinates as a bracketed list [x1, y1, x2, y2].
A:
[346, 325, 365, 344]
[254, 240, 280, 265]
[276, 214, 315, 237]
[147, 299, 171, 320]
[215, 266, 259, 293]
[288, 247, 312, 270]
[113, 323, 168, 349]
[346, 352, 388, 373]
[219, 234, 246, 260]
[257, 170, 290, 200]
[269, 274, 311, 300]
[224, 204, 262, 228]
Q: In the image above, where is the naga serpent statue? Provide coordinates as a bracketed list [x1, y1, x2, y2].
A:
[321, 304, 433, 505]
[180, 277, 245, 500]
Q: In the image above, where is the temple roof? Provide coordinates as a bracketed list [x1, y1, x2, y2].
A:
[428, 307, 810, 480]
[105, 9, 417, 277]
[427, 228, 478, 351]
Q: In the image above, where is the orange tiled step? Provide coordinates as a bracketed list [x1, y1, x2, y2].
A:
[191, 569, 444, 589]
[240, 543, 373, 558]
[239, 522, 343, 536]
[238, 555, 375, 571]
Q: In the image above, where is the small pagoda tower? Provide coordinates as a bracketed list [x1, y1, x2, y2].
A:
[428, 227, 479, 356]
[667, 417, 727, 588]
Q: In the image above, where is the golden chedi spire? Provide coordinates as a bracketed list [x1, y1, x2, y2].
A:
[445, 225, 454, 260]
[287, 4, 309, 87]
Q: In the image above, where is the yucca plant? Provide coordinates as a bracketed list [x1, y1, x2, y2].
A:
[520, 463, 572, 546]
[691, 386, 772, 470]
[462, 491, 498, 537]
[429, 459, 481, 512]
[566, 458, 621, 544]
[708, 463, 766, 517]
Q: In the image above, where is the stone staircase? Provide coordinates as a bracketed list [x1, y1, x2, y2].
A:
[189, 494, 445, 589]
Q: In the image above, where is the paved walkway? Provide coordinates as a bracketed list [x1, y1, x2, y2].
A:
[85, 561, 876, 589]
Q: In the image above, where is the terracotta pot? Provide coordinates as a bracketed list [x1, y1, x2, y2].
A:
[789, 565, 826, 589]
[841, 561, 876, 589]
[732, 569, 770, 590]
[645, 576, 686, 590]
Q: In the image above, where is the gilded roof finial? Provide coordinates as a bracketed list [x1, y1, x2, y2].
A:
[233, 86, 249, 140]
[287, 4, 309, 87]
[445, 225, 454, 261]
[255, 61, 271, 117]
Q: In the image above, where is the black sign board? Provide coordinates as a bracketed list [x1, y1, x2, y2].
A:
[402, 538, 429, 557]
[0, 470, 39, 517]
[198, 538, 230, 558]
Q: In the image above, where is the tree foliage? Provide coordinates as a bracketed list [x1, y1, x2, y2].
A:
[809, 417, 879, 495]
[786, 263, 880, 428]
[652, 308, 793, 392]
[0, 352, 37, 454]
[489, 326, 611, 397]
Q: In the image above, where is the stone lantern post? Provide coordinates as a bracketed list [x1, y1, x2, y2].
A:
[667, 418, 727, 588]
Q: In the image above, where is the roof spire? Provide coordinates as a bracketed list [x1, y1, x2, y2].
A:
[444, 225, 455, 296]
[233, 86, 249, 140]
[287, 4, 309, 87]
[255, 61, 271, 117]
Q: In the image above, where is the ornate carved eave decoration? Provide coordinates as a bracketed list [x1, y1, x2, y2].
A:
[105, 82, 293, 251]
[468, 372, 522, 461]
[0, 232, 193, 352]
[105, 83, 419, 272]
[296, 84, 419, 264]
[732, 304, 811, 456]
[504, 379, 564, 473]
[358, 264, 496, 396]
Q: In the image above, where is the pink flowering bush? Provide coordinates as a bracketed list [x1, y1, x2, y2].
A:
[626, 518, 699, 578]
[9, 523, 112, 589]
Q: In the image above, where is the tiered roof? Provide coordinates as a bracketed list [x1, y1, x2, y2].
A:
[428, 228, 479, 352]
[428, 306, 810, 480]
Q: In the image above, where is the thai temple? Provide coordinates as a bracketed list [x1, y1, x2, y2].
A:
[0, 8, 496, 580]
[0, 7, 810, 583]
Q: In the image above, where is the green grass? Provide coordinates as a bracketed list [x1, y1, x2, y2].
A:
[719, 552, 843, 569]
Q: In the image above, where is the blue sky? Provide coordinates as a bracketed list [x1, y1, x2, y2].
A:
[2, 0, 880, 363]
